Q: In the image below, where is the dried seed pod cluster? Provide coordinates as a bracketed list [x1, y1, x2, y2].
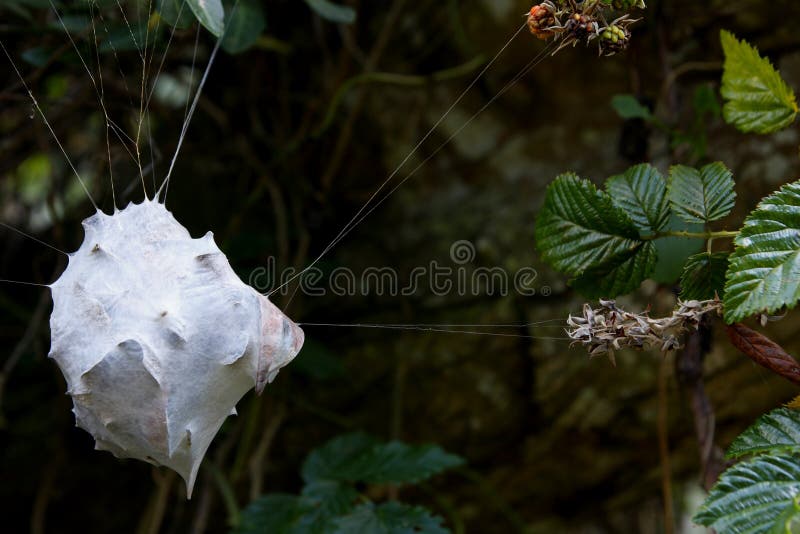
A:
[526, 0, 643, 56]
[527, 2, 557, 40]
[49, 199, 304, 496]
[566, 299, 722, 364]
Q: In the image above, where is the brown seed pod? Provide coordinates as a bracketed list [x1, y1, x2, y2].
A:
[527, 2, 558, 40]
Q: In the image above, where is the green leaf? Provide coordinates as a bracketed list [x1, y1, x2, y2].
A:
[234, 483, 359, 534]
[221, 0, 265, 54]
[610, 94, 652, 120]
[728, 408, 800, 459]
[157, 0, 195, 29]
[534, 173, 643, 277]
[668, 162, 736, 223]
[301, 481, 359, 521]
[724, 180, 800, 323]
[304, 0, 356, 24]
[720, 30, 798, 134]
[300, 482, 359, 533]
[680, 252, 729, 300]
[605, 163, 669, 234]
[302, 433, 464, 485]
[772, 500, 800, 534]
[570, 241, 656, 298]
[187, 0, 224, 36]
[234, 494, 312, 534]
[302, 432, 378, 483]
[332, 502, 448, 534]
[693, 454, 800, 533]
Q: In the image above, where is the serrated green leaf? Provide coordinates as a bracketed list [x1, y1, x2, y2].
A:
[304, 0, 356, 24]
[694, 454, 800, 533]
[571, 241, 656, 298]
[221, 0, 265, 54]
[720, 30, 798, 134]
[668, 162, 736, 223]
[610, 94, 652, 120]
[728, 408, 800, 459]
[680, 252, 729, 300]
[302, 432, 378, 483]
[187, 0, 224, 36]
[535, 173, 643, 278]
[771, 500, 800, 534]
[302, 433, 463, 485]
[332, 502, 448, 534]
[605, 163, 669, 234]
[724, 180, 800, 323]
[356, 441, 465, 484]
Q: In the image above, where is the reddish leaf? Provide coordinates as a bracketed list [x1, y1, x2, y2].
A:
[726, 323, 800, 385]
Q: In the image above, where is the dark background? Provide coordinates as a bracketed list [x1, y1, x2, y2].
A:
[2, 0, 800, 532]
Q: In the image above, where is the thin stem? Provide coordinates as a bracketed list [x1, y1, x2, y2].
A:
[645, 230, 739, 241]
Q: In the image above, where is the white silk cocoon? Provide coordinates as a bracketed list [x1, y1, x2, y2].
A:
[48, 199, 304, 496]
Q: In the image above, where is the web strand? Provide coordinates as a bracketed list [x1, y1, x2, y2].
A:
[0, 223, 68, 256]
[49, 0, 143, 209]
[267, 23, 528, 297]
[268, 38, 555, 298]
[0, 40, 98, 212]
[158, 0, 242, 202]
[299, 322, 569, 340]
[318, 40, 556, 243]
[0, 279, 50, 289]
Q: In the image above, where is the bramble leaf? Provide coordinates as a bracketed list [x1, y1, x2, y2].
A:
[693, 454, 800, 533]
[304, 0, 356, 24]
[724, 180, 800, 323]
[668, 162, 736, 223]
[571, 241, 656, 298]
[680, 252, 729, 300]
[606, 163, 669, 234]
[720, 30, 798, 134]
[301, 432, 378, 483]
[727, 408, 800, 459]
[187, 0, 224, 36]
[332, 502, 448, 534]
[302, 433, 464, 485]
[300, 482, 360, 532]
[535, 173, 642, 277]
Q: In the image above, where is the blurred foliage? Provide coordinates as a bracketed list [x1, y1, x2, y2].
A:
[235, 432, 461, 533]
[2, 0, 800, 533]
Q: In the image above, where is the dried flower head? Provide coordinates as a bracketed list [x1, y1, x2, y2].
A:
[566, 299, 722, 365]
